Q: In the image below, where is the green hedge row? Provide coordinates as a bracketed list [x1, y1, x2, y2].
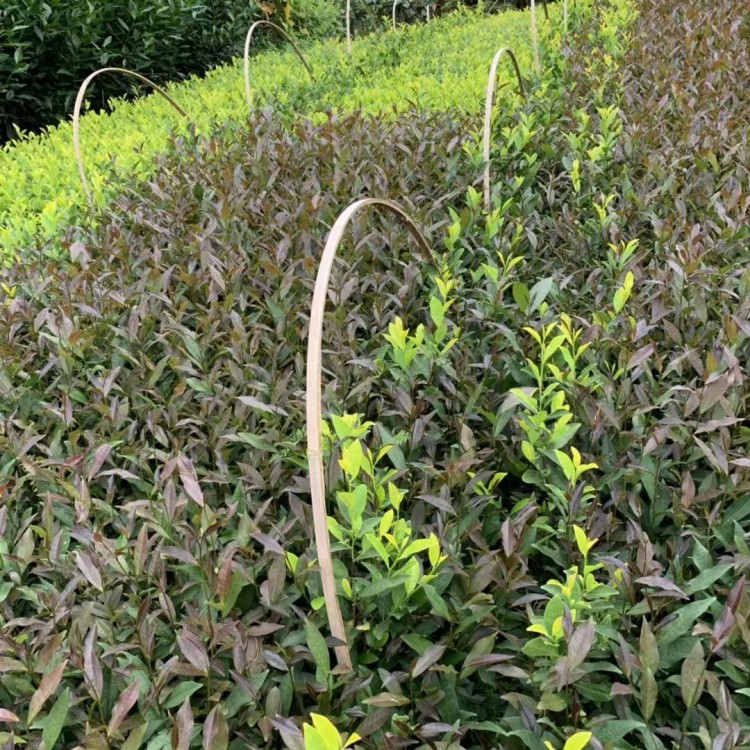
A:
[0, 0, 341, 142]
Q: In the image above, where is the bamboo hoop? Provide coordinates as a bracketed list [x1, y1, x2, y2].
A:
[346, 0, 352, 55]
[483, 48, 526, 210]
[244, 21, 313, 113]
[73, 67, 190, 204]
[530, 0, 541, 75]
[306, 198, 434, 672]
[392, 0, 400, 30]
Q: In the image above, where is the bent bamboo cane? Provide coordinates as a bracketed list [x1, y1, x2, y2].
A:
[530, 0, 541, 75]
[306, 198, 434, 671]
[346, 0, 352, 55]
[244, 21, 313, 113]
[483, 48, 526, 210]
[73, 67, 190, 205]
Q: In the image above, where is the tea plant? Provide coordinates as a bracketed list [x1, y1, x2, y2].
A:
[5, 0, 750, 748]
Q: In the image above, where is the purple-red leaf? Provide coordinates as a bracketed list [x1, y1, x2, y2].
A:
[75, 551, 103, 591]
[84, 625, 104, 702]
[28, 660, 67, 723]
[412, 644, 446, 678]
[178, 631, 210, 673]
[202, 705, 229, 750]
[174, 699, 194, 750]
[178, 457, 204, 507]
[636, 575, 688, 598]
[107, 681, 140, 736]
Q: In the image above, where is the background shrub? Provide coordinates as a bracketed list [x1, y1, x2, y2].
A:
[0, 0, 341, 142]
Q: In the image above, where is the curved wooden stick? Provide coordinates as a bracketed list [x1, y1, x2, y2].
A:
[530, 0, 541, 75]
[346, 0, 352, 55]
[483, 48, 526, 210]
[73, 67, 189, 204]
[392, 0, 400, 30]
[306, 198, 434, 672]
[244, 21, 313, 113]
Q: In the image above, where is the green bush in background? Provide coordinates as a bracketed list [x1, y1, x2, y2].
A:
[0, 0, 341, 142]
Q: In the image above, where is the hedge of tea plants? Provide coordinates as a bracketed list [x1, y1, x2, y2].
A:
[0, 0, 342, 143]
[0, 2, 558, 263]
[3, 0, 750, 748]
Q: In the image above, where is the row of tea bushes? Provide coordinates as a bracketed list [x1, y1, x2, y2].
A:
[0, 2, 571, 262]
[0, 1, 646, 748]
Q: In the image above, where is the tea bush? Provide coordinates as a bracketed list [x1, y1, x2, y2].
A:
[0, 0, 341, 142]
[2, 0, 750, 747]
[0, 2, 560, 262]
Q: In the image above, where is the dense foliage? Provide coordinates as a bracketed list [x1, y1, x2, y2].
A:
[2, 0, 750, 748]
[0, 0, 341, 142]
[0, 3, 545, 262]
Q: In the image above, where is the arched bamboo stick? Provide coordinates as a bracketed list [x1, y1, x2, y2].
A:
[244, 21, 313, 113]
[426, 4, 432, 20]
[306, 198, 434, 672]
[483, 48, 526, 210]
[392, 0, 400, 30]
[73, 67, 190, 204]
[530, 0, 541, 75]
[346, 0, 352, 55]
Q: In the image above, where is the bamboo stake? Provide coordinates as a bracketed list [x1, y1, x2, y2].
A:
[392, 0, 399, 30]
[306, 198, 434, 672]
[244, 21, 313, 114]
[483, 48, 526, 210]
[346, 0, 352, 56]
[530, 0, 541, 75]
[73, 67, 190, 205]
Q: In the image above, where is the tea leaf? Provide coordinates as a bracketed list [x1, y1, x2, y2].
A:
[680, 640, 705, 709]
[107, 681, 140, 736]
[310, 714, 341, 749]
[657, 599, 716, 646]
[641, 668, 657, 721]
[175, 699, 194, 750]
[412, 644, 446, 678]
[75, 551, 103, 591]
[28, 660, 67, 724]
[177, 631, 210, 674]
[563, 732, 592, 750]
[305, 619, 331, 682]
[683, 564, 733, 596]
[122, 724, 150, 750]
[41, 688, 70, 750]
[203, 706, 229, 750]
[568, 620, 595, 669]
[84, 625, 103, 702]
[639, 619, 659, 674]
